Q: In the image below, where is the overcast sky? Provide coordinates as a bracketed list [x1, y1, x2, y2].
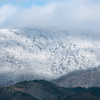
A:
[0, 0, 100, 31]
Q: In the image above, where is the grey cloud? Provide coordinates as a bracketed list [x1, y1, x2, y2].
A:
[0, 0, 100, 32]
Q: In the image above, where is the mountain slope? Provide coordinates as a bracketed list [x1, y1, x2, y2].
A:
[0, 87, 37, 100]
[0, 27, 100, 86]
[52, 66, 100, 88]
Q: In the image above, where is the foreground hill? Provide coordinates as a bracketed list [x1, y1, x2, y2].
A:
[0, 80, 100, 100]
[0, 87, 37, 100]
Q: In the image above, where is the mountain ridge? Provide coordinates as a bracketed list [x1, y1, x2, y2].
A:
[52, 66, 100, 88]
[0, 80, 100, 100]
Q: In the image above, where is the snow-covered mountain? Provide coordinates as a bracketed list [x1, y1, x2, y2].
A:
[0, 27, 100, 86]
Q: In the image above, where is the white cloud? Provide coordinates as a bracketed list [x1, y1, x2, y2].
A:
[0, 0, 100, 31]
